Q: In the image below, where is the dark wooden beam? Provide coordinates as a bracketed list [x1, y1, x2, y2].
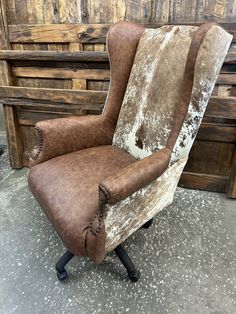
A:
[0, 86, 107, 108]
[0, 50, 109, 62]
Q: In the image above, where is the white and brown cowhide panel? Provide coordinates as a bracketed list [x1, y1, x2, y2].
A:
[112, 25, 232, 163]
[104, 157, 188, 252]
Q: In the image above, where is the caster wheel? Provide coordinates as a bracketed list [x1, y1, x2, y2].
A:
[57, 270, 68, 281]
[142, 219, 153, 229]
[128, 270, 140, 282]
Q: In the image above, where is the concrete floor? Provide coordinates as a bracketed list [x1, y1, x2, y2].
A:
[0, 138, 236, 314]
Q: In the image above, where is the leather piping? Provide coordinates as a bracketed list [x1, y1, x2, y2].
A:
[166, 23, 215, 151]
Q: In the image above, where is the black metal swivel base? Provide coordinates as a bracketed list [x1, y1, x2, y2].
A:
[55, 251, 74, 281]
[114, 244, 140, 282]
[55, 245, 140, 282]
[141, 218, 153, 229]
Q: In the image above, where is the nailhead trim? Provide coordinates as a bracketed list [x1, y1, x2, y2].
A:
[89, 209, 103, 235]
[89, 186, 108, 235]
[30, 126, 43, 160]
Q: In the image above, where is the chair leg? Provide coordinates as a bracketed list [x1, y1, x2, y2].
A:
[55, 251, 74, 281]
[141, 218, 153, 229]
[114, 244, 140, 282]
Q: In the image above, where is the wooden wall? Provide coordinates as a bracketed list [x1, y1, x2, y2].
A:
[0, 0, 236, 198]
[4, 0, 236, 24]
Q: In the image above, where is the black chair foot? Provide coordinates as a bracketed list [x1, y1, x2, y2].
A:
[128, 269, 140, 282]
[141, 218, 153, 229]
[114, 244, 140, 282]
[55, 251, 74, 281]
[57, 269, 69, 281]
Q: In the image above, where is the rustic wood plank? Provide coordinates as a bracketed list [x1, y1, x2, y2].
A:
[16, 77, 72, 89]
[0, 0, 10, 50]
[1, 48, 234, 65]
[43, 0, 60, 23]
[14, 0, 29, 24]
[2, 100, 103, 112]
[206, 96, 236, 119]
[18, 108, 72, 125]
[185, 140, 235, 176]
[197, 122, 236, 143]
[226, 146, 236, 198]
[217, 85, 232, 97]
[88, 0, 126, 23]
[151, 0, 170, 23]
[72, 79, 86, 89]
[3, 105, 24, 167]
[9, 24, 110, 43]
[69, 41, 87, 114]
[69, 42, 83, 51]
[0, 50, 108, 61]
[0, 0, 24, 168]
[0, 86, 107, 107]
[217, 74, 236, 84]
[58, 0, 79, 23]
[179, 171, 228, 193]
[8, 22, 236, 43]
[224, 52, 236, 63]
[12, 67, 110, 80]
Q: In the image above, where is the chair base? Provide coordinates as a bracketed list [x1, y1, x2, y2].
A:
[55, 251, 74, 281]
[141, 218, 153, 229]
[114, 244, 140, 282]
[55, 244, 140, 282]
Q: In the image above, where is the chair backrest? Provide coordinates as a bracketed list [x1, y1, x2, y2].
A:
[112, 24, 232, 163]
[102, 21, 144, 125]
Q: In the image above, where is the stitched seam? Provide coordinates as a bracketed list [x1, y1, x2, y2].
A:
[30, 126, 43, 160]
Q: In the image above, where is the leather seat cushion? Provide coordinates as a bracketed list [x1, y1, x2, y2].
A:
[28, 145, 137, 256]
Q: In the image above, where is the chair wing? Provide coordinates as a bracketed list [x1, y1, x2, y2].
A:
[112, 25, 232, 164]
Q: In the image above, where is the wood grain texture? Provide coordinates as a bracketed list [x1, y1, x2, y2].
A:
[206, 96, 236, 119]
[9, 24, 110, 43]
[0, 86, 107, 107]
[179, 171, 228, 193]
[8, 22, 236, 43]
[0, 50, 108, 61]
[5, 0, 236, 25]
[3, 105, 24, 167]
[226, 147, 236, 197]
[197, 122, 236, 143]
[0, 0, 24, 168]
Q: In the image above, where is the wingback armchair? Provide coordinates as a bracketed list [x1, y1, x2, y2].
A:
[28, 21, 232, 282]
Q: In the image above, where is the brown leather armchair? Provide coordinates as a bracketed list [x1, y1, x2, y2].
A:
[28, 21, 232, 282]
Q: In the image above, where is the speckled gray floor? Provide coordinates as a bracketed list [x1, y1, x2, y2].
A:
[0, 141, 236, 314]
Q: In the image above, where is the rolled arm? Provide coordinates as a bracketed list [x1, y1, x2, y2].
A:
[99, 147, 171, 205]
[29, 115, 115, 168]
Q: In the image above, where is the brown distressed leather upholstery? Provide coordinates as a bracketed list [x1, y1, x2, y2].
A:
[28, 21, 232, 264]
[29, 145, 137, 263]
[99, 148, 171, 205]
[30, 115, 115, 167]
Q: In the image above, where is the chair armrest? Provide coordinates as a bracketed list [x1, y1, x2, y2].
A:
[99, 148, 171, 204]
[29, 115, 115, 167]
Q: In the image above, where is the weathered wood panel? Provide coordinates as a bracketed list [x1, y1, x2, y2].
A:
[0, 0, 236, 197]
[9, 24, 110, 43]
[0, 50, 108, 61]
[5, 0, 236, 26]
[12, 67, 110, 80]
[7, 22, 236, 43]
[0, 86, 107, 107]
